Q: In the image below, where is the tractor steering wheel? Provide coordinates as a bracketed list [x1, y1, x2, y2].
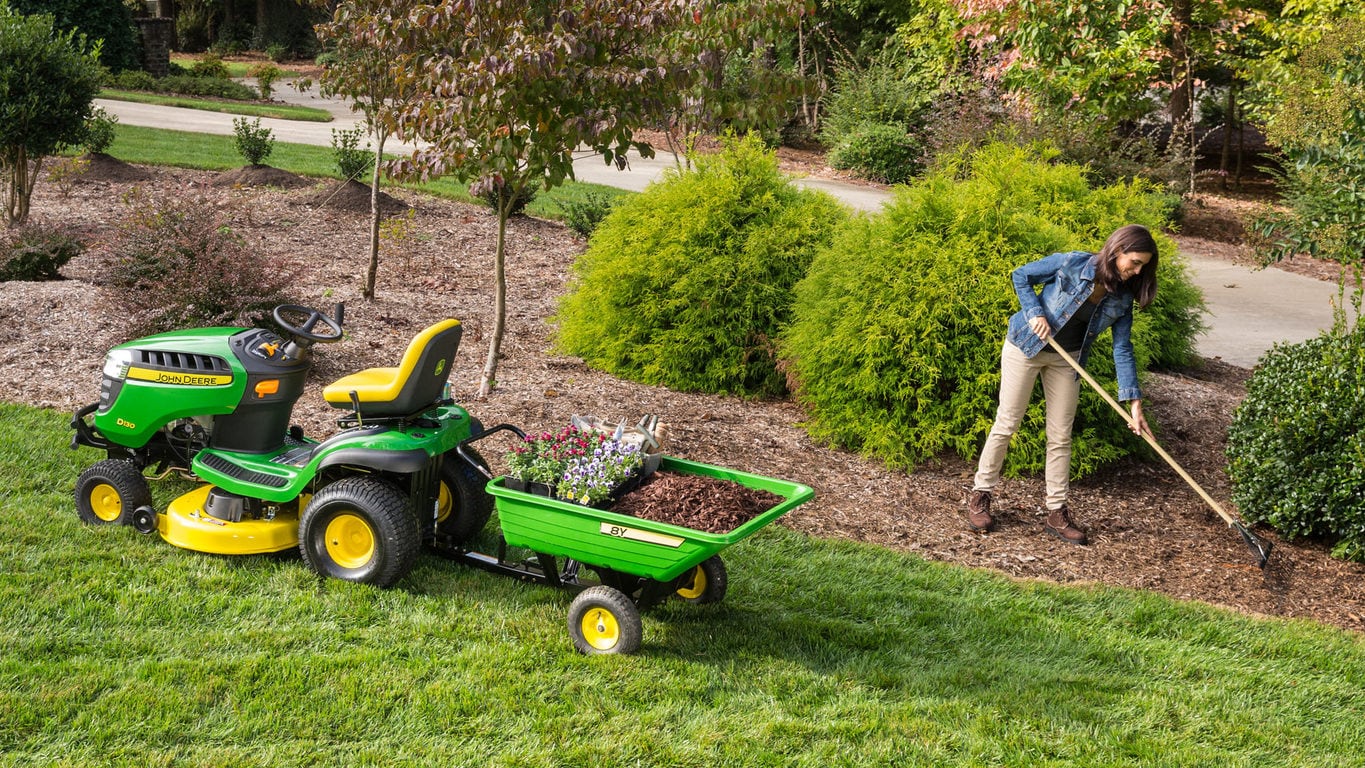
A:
[273, 304, 344, 345]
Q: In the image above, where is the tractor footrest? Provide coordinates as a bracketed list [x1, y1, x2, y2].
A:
[198, 453, 290, 488]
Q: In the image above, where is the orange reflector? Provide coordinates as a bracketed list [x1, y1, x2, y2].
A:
[255, 379, 280, 397]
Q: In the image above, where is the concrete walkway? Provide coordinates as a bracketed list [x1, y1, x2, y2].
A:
[95, 82, 1341, 368]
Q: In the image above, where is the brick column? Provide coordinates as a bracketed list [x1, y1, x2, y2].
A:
[135, 18, 176, 78]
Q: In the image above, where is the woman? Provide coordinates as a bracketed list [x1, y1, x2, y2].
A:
[967, 224, 1159, 544]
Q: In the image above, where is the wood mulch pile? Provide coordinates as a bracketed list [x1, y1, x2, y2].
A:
[609, 470, 783, 533]
[6, 156, 1365, 635]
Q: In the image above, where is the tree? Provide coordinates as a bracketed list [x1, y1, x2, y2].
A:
[315, 0, 423, 301]
[0, 2, 104, 227]
[378, 0, 809, 398]
[9, 0, 138, 72]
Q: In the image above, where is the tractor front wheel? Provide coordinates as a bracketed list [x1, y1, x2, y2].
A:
[568, 586, 642, 655]
[299, 477, 419, 588]
[75, 459, 151, 526]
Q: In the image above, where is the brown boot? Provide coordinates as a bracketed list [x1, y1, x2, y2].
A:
[967, 490, 995, 532]
[1044, 505, 1087, 545]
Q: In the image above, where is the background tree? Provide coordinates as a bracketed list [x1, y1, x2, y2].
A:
[0, 3, 105, 227]
[10, 0, 138, 72]
[378, 0, 808, 398]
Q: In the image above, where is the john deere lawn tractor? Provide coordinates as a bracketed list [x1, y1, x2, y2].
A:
[70, 304, 493, 587]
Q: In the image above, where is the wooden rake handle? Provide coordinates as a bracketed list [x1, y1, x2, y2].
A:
[1045, 337, 1239, 528]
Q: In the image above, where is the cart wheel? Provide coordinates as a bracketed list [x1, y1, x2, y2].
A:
[675, 555, 728, 605]
[568, 586, 642, 655]
[434, 447, 494, 544]
[74, 459, 151, 526]
[299, 477, 419, 588]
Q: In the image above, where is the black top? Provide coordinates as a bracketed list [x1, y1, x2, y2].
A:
[1052, 299, 1098, 354]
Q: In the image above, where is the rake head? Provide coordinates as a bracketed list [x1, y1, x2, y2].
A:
[1235, 522, 1274, 569]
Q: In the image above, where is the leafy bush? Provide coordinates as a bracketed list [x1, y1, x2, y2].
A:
[80, 107, 118, 155]
[1227, 296, 1365, 561]
[106, 69, 157, 91]
[232, 117, 275, 166]
[9, 0, 138, 72]
[473, 181, 537, 217]
[826, 122, 924, 184]
[248, 62, 283, 100]
[780, 142, 1204, 477]
[0, 223, 84, 281]
[331, 126, 372, 180]
[560, 190, 618, 238]
[555, 134, 848, 398]
[100, 188, 297, 334]
[189, 52, 231, 79]
[105, 70, 258, 101]
[819, 52, 937, 147]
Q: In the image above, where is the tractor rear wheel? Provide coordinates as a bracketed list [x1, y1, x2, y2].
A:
[75, 459, 151, 526]
[568, 586, 642, 655]
[434, 448, 494, 545]
[674, 555, 727, 605]
[299, 477, 419, 588]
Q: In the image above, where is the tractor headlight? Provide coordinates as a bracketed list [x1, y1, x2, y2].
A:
[103, 350, 133, 380]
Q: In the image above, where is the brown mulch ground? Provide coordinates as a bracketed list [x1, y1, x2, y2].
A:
[609, 471, 783, 533]
[6, 156, 1365, 635]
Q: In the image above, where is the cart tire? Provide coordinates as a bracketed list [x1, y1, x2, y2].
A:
[435, 447, 494, 544]
[675, 555, 727, 605]
[74, 459, 151, 526]
[299, 477, 419, 588]
[568, 586, 642, 655]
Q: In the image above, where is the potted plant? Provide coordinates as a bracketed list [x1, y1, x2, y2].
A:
[504, 425, 643, 505]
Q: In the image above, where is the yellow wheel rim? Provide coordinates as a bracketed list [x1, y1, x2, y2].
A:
[580, 607, 621, 651]
[436, 481, 453, 524]
[676, 565, 707, 600]
[323, 513, 375, 570]
[89, 483, 124, 523]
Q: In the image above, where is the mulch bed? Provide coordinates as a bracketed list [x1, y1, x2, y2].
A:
[609, 470, 784, 533]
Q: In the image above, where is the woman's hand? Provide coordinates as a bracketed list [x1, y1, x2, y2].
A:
[1129, 399, 1152, 437]
[1029, 315, 1051, 341]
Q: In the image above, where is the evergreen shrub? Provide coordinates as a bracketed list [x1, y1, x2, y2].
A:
[561, 190, 618, 239]
[827, 122, 924, 184]
[1227, 295, 1365, 561]
[331, 126, 372, 180]
[81, 107, 118, 155]
[232, 117, 275, 166]
[780, 142, 1205, 477]
[555, 134, 847, 398]
[0, 223, 84, 281]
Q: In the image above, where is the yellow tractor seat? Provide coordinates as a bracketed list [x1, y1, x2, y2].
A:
[323, 319, 462, 419]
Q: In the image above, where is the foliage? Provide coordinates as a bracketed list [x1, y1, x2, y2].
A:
[231, 117, 275, 166]
[556, 135, 848, 398]
[781, 142, 1203, 477]
[1252, 17, 1365, 266]
[1227, 283, 1365, 561]
[8, 0, 137, 72]
[826, 122, 924, 184]
[819, 49, 939, 146]
[504, 424, 643, 505]
[106, 69, 259, 101]
[79, 106, 119, 155]
[557, 439, 644, 506]
[330, 125, 372, 181]
[189, 52, 231, 80]
[0, 2, 104, 226]
[560, 189, 618, 238]
[248, 62, 284, 101]
[0, 222, 83, 281]
[472, 180, 537, 217]
[100, 187, 297, 335]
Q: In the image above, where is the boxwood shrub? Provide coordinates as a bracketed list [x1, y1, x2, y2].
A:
[780, 142, 1205, 477]
[554, 134, 847, 398]
[1227, 309, 1365, 561]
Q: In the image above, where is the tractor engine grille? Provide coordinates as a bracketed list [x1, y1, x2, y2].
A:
[137, 350, 230, 374]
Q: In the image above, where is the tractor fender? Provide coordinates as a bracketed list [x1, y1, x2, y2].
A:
[318, 447, 431, 474]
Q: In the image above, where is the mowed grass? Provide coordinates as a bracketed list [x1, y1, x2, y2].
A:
[99, 89, 334, 122]
[3, 401, 1363, 767]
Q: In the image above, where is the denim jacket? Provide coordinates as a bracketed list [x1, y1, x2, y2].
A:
[1006, 251, 1142, 401]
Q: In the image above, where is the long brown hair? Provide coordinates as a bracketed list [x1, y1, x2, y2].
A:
[1094, 224, 1158, 308]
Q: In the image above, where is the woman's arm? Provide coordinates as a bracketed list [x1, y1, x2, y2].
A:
[1010, 252, 1068, 323]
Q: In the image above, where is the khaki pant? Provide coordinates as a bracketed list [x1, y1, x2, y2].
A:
[973, 341, 1081, 510]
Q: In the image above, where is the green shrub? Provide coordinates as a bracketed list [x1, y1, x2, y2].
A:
[80, 106, 118, 155]
[819, 51, 937, 146]
[473, 181, 537, 216]
[106, 69, 158, 91]
[331, 126, 372, 181]
[189, 52, 231, 79]
[827, 122, 924, 184]
[159, 75, 257, 100]
[101, 188, 297, 334]
[0, 223, 84, 281]
[1227, 297, 1365, 561]
[10, 0, 139, 72]
[555, 134, 848, 398]
[248, 62, 283, 100]
[560, 190, 618, 238]
[232, 117, 275, 166]
[780, 142, 1204, 477]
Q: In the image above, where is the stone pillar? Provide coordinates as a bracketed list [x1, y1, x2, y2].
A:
[135, 17, 175, 78]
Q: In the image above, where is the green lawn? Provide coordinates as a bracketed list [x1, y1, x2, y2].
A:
[3, 401, 1363, 767]
[99, 89, 333, 122]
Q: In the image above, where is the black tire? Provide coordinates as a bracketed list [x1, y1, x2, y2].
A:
[299, 477, 419, 588]
[434, 447, 494, 544]
[568, 585, 643, 655]
[674, 555, 727, 605]
[74, 459, 151, 526]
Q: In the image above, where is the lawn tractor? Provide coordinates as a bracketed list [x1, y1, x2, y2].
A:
[69, 304, 493, 587]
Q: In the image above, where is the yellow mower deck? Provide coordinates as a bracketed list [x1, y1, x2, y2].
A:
[159, 485, 299, 555]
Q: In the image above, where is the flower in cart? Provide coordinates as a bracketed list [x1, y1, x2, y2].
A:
[505, 425, 611, 490]
[556, 439, 644, 506]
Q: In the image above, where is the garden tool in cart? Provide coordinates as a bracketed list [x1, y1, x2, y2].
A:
[1047, 338, 1273, 568]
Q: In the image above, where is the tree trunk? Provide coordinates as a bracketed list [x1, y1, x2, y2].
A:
[1220, 86, 1234, 191]
[3, 148, 39, 228]
[363, 130, 387, 301]
[479, 196, 510, 398]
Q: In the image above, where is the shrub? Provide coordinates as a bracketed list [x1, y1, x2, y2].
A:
[232, 117, 275, 166]
[159, 75, 257, 100]
[106, 69, 158, 91]
[780, 142, 1205, 477]
[826, 122, 924, 184]
[0, 223, 84, 281]
[555, 134, 848, 398]
[248, 62, 283, 101]
[819, 52, 937, 147]
[473, 180, 537, 217]
[189, 52, 231, 80]
[101, 188, 297, 334]
[560, 190, 618, 239]
[81, 107, 118, 155]
[9, 0, 139, 72]
[331, 126, 372, 181]
[1227, 294, 1365, 561]
[266, 44, 290, 64]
